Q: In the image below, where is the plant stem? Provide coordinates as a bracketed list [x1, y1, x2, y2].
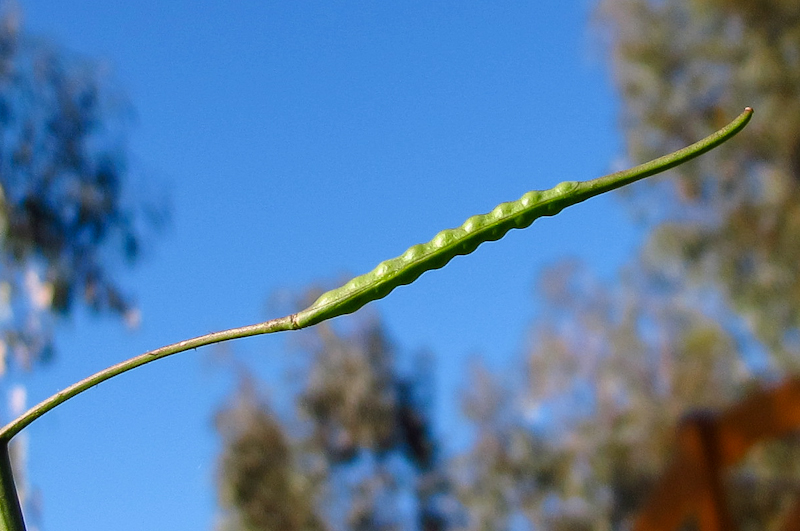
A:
[0, 315, 296, 443]
[0, 444, 25, 531]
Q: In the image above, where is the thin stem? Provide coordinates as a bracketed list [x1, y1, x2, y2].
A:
[0, 444, 24, 531]
[578, 107, 754, 198]
[0, 315, 297, 443]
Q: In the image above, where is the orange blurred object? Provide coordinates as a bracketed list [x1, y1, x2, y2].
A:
[635, 378, 800, 530]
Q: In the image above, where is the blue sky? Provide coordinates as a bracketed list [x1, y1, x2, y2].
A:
[11, 2, 641, 529]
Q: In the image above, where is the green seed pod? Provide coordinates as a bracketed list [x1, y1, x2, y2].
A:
[292, 108, 753, 328]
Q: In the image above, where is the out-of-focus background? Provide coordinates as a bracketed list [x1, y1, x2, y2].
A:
[0, 1, 797, 530]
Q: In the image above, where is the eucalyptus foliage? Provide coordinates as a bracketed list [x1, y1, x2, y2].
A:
[0, 5, 159, 368]
[597, 0, 800, 365]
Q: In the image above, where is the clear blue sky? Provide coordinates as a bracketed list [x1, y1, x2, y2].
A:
[12, 2, 641, 529]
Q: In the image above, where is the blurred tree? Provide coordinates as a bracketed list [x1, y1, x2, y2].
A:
[216, 378, 326, 531]
[482, 255, 800, 529]
[453, 362, 571, 531]
[0, 2, 161, 371]
[594, 0, 800, 367]
[510, 261, 782, 529]
[216, 315, 449, 531]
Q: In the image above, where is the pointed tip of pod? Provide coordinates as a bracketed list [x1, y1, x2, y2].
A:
[745, 106, 754, 113]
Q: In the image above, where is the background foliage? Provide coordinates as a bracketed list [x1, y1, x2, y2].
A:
[0, 2, 161, 369]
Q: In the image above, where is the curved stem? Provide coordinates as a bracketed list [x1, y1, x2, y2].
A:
[0, 444, 25, 531]
[0, 315, 297, 443]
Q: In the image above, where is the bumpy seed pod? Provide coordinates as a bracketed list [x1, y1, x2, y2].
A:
[292, 107, 753, 328]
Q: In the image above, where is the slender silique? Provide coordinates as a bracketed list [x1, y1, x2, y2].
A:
[0, 107, 752, 531]
[292, 107, 754, 326]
